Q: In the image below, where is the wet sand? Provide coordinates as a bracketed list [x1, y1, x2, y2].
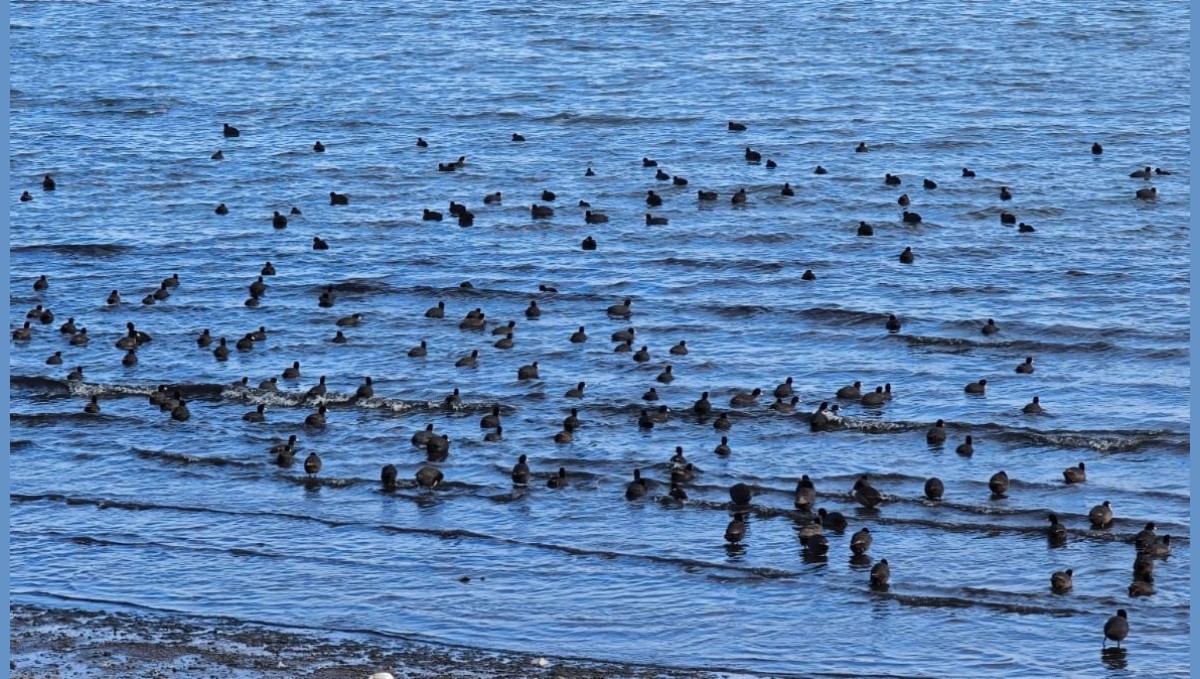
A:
[9, 604, 750, 679]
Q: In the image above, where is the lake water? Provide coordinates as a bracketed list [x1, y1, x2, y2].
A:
[9, 1, 1190, 676]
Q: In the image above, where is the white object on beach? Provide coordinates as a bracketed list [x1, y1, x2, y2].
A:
[368, 673, 395, 679]
[532, 657, 549, 667]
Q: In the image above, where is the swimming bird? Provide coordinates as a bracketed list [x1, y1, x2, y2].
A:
[1000, 211, 1017, 225]
[1133, 554, 1154, 583]
[769, 396, 800, 413]
[1091, 142, 1103, 155]
[642, 157, 658, 167]
[981, 318, 999, 335]
[565, 382, 586, 398]
[585, 167, 596, 176]
[525, 301, 541, 319]
[511, 132, 525, 142]
[1063, 462, 1086, 484]
[744, 147, 761, 162]
[20, 190, 32, 202]
[1088, 500, 1113, 528]
[714, 436, 732, 457]
[171, 399, 190, 421]
[645, 213, 668, 226]
[814, 165, 828, 174]
[121, 349, 138, 367]
[416, 137, 428, 148]
[582, 236, 597, 250]
[531, 203, 554, 219]
[836, 381, 862, 399]
[1051, 569, 1073, 593]
[1128, 581, 1155, 597]
[1103, 610, 1128, 648]
[1129, 166, 1152, 179]
[926, 419, 947, 444]
[772, 377, 794, 398]
[511, 454, 530, 485]
[243, 404, 266, 423]
[455, 349, 480, 368]
[425, 301, 446, 319]
[780, 183, 794, 196]
[1015, 356, 1035, 373]
[730, 482, 752, 506]
[423, 209, 443, 221]
[730, 388, 762, 407]
[305, 404, 328, 427]
[794, 476, 816, 511]
[818, 508, 847, 531]
[563, 408, 581, 432]
[517, 361, 539, 380]
[411, 424, 436, 449]
[885, 174, 901, 186]
[46, 351, 62, 365]
[989, 470, 1009, 497]
[312, 140, 325, 152]
[856, 142, 868, 153]
[84, 396, 101, 414]
[352, 376, 374, 399]
[1135, 187, 1157, 200]
[625, 469, 648, 500]
[312, 236, 329, 250]
[861, 386, 887, 407]
[211, 150, 224, 160]
[282, 361, 301, 379]
[329, 191, 349, 206]
[223, 123, 240, 138]
[999, 187, 1012, 200]
[657, 365, 674, 383]
[381, 464, 398, 491]
[336, 313, 362, 327]
[955, 436, 974, 456]
[902, 211, 921, 224]
[1022, 396, 1043, 414]
[425, 434, 450, 460]
[964, 379, 987, 395]
[853, 477, 882, 508]
[272, 211, 288, 229]
[870, 560, 890, 589]
[693, 391, 712, 415]
[924, 477, 944, 501]
[801, 269, 817, 281]
[725, 516, 748, 544]
[713, 413, 732, 430]
[1134, 522, 1157, 552]
[899, 247, 914, 264]
[568, 326, 588, 343]
[646, 190, 663, 207]
[1018, 222, 1035, 232]
[697, 190, 717, 201]
[731, 188, 747, 204]
[407, 340, 428, 357]
[632, 345, 651, 363]
[1148, 535, 1172, 558]
[68, 328, 88, 345]
[765, 159, 777, 169]
[850, 527, 872, 555]
[547, 468, 569, 488]
[638, 410, 655, 429]
[416, 465, 444, 489]
[491, 320, 518, 336]
[457, 210, 474, 226]
[923, 178, 937, 189]
[1155, 167, 1171, 175]
[1047, 514, 1067, 542]
[728, 121, 747, 131]
[655, 169, 669, 181]
[306, 376, 328, 399]
[885, 314, 901, 332]
[673, 175, 688, 186]
[213, 338, 230, 361]
[259, 377, 278, 391]
[607, 298, 633, 318]
[107, 290, 121, 305]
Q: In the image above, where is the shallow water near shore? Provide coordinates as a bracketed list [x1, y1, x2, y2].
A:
[9, 1, 1190, 677]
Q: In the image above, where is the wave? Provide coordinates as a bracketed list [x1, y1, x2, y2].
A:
[893, 334, 1116, 354]
[11, 243, 134, 257]
[656, 257, 785, 272]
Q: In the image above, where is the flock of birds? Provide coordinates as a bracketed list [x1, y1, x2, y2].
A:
[12, 120, 1176, 654]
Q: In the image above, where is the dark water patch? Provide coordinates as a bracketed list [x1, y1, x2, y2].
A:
[796, 307, 890, 327]
[881, 592, 1073, 617]
[730, 234, 796, 245]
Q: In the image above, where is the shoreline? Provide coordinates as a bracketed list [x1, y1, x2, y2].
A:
[8, 603, 752, 679]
